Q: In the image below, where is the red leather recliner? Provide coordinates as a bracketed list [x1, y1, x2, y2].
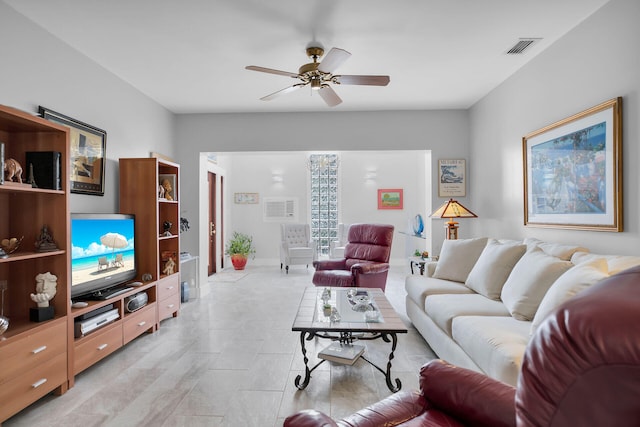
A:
[285, 265, 640, 426]
[312, 223, 394, 292]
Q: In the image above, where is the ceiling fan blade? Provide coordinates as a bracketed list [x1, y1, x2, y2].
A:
[260, 83, 306, 101]
[318, 85, 342, 107]
[318, 47, 351, 73]
[246, 65, 299, 78]
[335, 75, 390, 86]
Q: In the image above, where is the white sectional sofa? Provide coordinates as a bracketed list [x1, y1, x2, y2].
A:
[405, 237, 640, 386]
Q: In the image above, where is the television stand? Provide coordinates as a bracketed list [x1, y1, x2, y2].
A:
[89, 286, 134, 300]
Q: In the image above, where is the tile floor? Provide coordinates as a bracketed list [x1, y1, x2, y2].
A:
[4, 265, 436, 427]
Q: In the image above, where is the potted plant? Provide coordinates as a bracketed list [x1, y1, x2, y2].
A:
[225, 231, 256, 270]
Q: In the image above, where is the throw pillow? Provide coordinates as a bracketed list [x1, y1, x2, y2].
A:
[523, 237, 589, 261]
[530, 258, 608, 334]
[433, 237, 488, 283]
[465, 239, 527, 300]
[501, 247, 573, 321]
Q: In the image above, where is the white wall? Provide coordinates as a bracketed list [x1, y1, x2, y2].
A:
[0, 2, 175, 215]
[468, 0, 639, 256]
[205, 150, 430, 267]
[176, 110, 470, 261]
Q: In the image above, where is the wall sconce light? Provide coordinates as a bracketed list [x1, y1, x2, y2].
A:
[364, 169, 377, 181]
[272, 173, 284, 183]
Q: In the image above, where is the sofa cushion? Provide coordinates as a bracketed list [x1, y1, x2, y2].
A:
[433, 237, 488, 283]
[405, 275, 473, 310]
[571, 251, 640, 275]
[530, 258, 609, 334]
[465, 239, 527, 299]
[523, 237, 588, 261]
[501, 247, 573, 321]
[425, 294, 510, 336]
[452, 315, 531, 386]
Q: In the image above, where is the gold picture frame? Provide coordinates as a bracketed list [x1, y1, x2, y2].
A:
[39, 106, 106, 196]
[523, 97, 622, 231]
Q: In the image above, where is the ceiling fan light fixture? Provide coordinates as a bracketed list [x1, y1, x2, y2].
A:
[246, 43, 389, 107]
[310, 78, 322, 91]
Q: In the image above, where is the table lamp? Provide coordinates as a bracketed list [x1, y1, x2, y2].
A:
[430, 199, 477, 240]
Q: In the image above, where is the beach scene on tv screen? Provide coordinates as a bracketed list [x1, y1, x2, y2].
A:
[71, 218, 135, 286]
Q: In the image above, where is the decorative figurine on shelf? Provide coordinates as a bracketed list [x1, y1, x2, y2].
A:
[158, 183, 165, 199]
[35, 225, 58, 252]
[161, 178, 174, 201]
[162, 257, 176, 275]
[163, 221, 173, 237]
[27, 163, 37, 188]
[4, 158, 23, 183]
[0, 280, 8, 337]
[180, 217, 190, 233]
[29, 272, 57, 322]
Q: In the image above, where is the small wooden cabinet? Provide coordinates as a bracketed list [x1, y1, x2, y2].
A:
[0, 105, 70, 424]
[69, 282, 157, 383]
[119, 157, 181, 321]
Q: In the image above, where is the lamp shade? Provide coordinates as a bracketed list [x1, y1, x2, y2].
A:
[430, 199, 477, 219]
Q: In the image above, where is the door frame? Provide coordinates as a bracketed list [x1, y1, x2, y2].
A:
[199, 154, 226, 281]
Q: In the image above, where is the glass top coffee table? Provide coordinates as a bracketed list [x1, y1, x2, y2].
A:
[291, 287, 408, 392]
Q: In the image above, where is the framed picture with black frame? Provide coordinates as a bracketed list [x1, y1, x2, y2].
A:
[39, 106, 106, 196]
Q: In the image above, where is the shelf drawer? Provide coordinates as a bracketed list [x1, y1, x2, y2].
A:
[74, 323, 123, 375]
[0, 352, 67, 422]
[0, 319, 67, 385]
[158, 291, 180, 321]
[123, 303, 157, 345]
[157, 274, 180, 300]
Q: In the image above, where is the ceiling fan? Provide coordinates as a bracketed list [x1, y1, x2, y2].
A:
[245, 45, 390, 107]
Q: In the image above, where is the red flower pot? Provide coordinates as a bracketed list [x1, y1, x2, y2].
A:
[231, 254, 248, 270]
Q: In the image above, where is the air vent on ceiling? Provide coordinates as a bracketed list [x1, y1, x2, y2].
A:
[505, 38, 542, 55]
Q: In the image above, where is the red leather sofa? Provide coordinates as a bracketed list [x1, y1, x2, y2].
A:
[285, 265, 640, 426]
[312, 223, 394, 291]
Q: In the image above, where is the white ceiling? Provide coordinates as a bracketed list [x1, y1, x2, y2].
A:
[5, 0, 609, 114]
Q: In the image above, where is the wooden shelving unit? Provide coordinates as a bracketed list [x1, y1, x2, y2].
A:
[0, 105, 70, 424]
[119, 158, 181, 322]
[68, 282, 157, 382]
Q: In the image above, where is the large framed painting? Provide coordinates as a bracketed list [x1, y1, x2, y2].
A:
[438, 159, 466, 197]
[523, 97, 622, 231]
[39, 106, 106, 196]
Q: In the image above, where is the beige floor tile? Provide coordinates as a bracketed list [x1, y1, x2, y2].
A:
[4, 265, 435, 426]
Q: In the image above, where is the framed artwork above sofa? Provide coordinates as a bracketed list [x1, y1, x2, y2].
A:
[522, 97, 622, 232]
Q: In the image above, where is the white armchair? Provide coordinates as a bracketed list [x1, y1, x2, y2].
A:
[329, 223, 349, 258]
[280, 223, 315, 274]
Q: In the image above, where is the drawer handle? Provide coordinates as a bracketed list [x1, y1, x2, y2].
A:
[167, 304, 175, 308]
[32, 345, 47, 354]
[167, 286, 174, 290]
[138, 321, 146, 327]
[97, 344, 108, 351]
[32, 378, 47, 388]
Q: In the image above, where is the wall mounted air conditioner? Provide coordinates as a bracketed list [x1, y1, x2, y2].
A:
[263, 197, 298, 222]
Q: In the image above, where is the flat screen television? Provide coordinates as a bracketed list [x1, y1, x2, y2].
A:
[70, 213, 137, 299]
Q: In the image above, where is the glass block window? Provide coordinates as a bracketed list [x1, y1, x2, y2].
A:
[309, 154, 339, 256]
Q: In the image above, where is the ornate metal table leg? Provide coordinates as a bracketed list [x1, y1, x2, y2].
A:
[360, 332, 402, 392]
[294, 331, 324, 390]
[383, 332, 402, 392]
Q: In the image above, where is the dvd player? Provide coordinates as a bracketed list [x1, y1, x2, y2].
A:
[74, 308, 119, 337]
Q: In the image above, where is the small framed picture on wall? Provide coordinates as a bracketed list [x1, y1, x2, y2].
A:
[438, 159, 466, 197]
[377, 189, 403, 210]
